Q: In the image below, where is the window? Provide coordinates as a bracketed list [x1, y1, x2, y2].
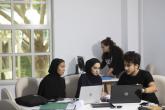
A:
[0, 0, 52, 80]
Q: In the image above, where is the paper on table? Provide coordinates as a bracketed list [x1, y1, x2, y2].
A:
[65, 100, 85, 110]
[56, 98, 74, 103]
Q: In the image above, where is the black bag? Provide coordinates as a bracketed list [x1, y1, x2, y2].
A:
[15, 94, 48, 107]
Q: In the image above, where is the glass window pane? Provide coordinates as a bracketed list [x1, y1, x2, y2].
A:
[32, 0, 46, 2]
[34, 30, 49, 52]
[33, 3, 47, 24]
[14, 3, 47, 25]
[0, 30, 12, 53]
[13, 3, 30, 24]
[0, 3, 11, 24]
[35, 55, 50, 78]
[0, 56, 12, 80]
[0, 0, 10, 2]
[13, 0, 46, 2]
[15, 30, 31, 53]
[16, 56, 32, 78]
[13, 0, 27, 2]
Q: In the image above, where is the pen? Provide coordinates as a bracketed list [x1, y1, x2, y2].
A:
[73, 105, 76, 110]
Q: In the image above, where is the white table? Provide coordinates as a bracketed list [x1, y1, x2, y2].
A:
[21, 102, 141, 110]
[102, 78, 118, 83]
[84, 102, 140, 110]
[101, 76, 119, 83]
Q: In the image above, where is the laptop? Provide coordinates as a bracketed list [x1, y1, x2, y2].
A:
[79, 85, 103, 104]
[110, 85, 142, 103]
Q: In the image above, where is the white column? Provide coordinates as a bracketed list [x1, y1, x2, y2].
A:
[127, 0, 140, 52]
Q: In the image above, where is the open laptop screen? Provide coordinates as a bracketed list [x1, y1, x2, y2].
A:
[110, 85, 142, 103]
[79, 85, 103, 104]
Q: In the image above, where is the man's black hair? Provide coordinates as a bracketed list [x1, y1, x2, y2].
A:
[124, 51, 141, 66]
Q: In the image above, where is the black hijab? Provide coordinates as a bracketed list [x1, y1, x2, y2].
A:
[85, 58, 101, 75]
[75, 58, 102, 98]
[84, 58, 102, 82]
[48, 58, 64, 75]
[38, 58, 66, 99]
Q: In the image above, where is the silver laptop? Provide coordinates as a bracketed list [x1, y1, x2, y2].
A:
[79, 85, 103, 104]
[110, 85, 142, 103]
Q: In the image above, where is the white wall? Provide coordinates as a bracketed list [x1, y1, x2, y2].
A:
[52, 0, 141, 74]
[52, 0, 165, 76]
[142, 0, 165, 75]
[53, 0, 123, 75]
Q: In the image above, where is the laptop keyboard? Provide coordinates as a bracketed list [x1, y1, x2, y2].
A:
[91, 103, 110, 108]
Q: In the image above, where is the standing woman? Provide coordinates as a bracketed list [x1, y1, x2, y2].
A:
[75, 58, 102, 98]
[101, 37, 124, 77]
[38, 58, 66, 100]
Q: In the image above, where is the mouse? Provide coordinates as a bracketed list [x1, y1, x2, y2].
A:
[140, 102, 149, 106]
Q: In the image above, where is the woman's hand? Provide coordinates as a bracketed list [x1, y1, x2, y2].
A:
[107, 68, 114, 76]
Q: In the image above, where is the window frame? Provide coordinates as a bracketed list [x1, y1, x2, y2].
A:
[0, 0, 53, 85]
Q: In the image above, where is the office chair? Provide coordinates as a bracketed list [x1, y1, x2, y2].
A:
[15, 77, 39, 98]
[65, 74, 80, 98]
[1, 88, 14, 101]
[153, 75, 165, 105]
[0, 100, 20, 110]
[145, 64, 157, 75]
